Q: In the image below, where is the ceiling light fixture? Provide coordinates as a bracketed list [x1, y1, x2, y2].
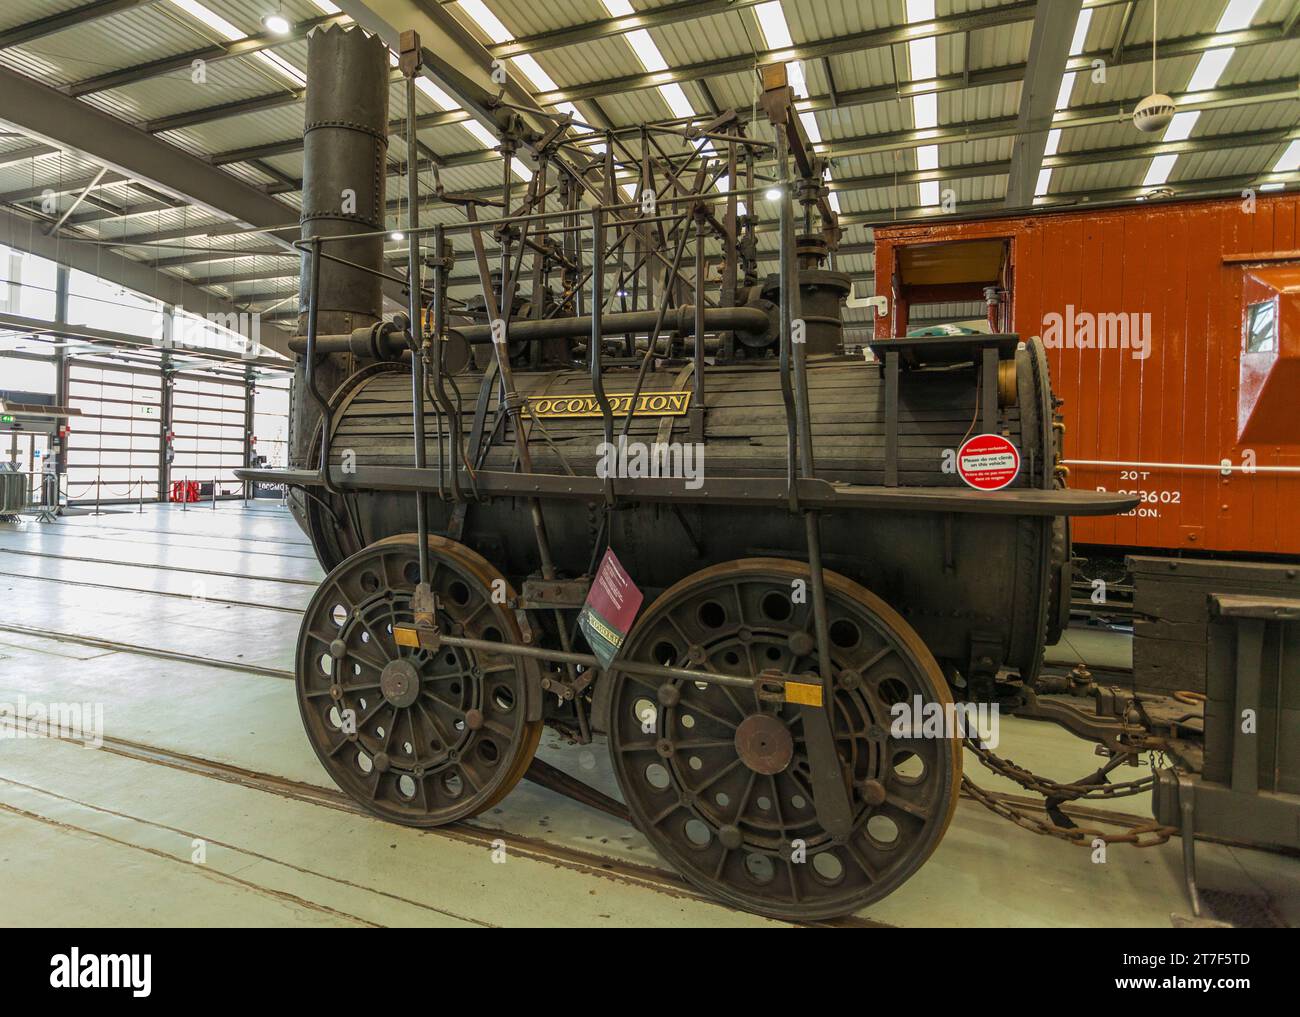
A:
[1133, 0, 1175, 133]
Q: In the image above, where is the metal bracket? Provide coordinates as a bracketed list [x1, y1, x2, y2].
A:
[520, 577, 591, 610]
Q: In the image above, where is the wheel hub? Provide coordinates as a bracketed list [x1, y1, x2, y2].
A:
[734, 713, 793, 774]
[380, 658, 421, 708]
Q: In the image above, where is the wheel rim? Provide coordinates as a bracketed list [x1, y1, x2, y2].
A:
[607, 558, 960, 920]
[296, 534, 541, 826]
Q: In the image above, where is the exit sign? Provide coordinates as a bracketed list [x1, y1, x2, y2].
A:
[0, 414, 14, 424]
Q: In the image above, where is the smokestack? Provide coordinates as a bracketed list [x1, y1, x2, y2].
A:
[290, 24, 389, 468]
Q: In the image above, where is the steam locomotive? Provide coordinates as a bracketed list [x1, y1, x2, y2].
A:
[241, 25, 1135, 920]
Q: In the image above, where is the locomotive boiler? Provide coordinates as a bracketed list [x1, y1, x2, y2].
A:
[242, 25, 1136, 920]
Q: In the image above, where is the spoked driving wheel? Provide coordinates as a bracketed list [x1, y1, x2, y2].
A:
[607, 558, 960, 920]
[297, 533, 542, 826]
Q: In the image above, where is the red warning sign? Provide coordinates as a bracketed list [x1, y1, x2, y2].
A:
[957, 433, 1021, 491]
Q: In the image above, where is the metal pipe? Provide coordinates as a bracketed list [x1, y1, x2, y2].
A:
[431, 631, 799, 696]
[286, 305, 770, 355]
[427, 225, 461, 503]
[405, 71, 430, 586]
[45, 166, 107, 235]
[775, 104, 853, 840]
[774, 130, 799, 506]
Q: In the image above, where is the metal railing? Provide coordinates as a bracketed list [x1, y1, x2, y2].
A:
[46, 470, 256, 514]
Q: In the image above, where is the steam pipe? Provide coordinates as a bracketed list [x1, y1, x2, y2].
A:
[287, 305, 771, 356]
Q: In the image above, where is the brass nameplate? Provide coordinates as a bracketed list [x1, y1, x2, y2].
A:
[524, 390, 691, 419]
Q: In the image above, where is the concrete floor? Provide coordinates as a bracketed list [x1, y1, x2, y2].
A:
[0, 502, 1294, 927]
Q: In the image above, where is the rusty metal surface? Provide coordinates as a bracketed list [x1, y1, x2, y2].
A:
[873, 193, 1300, 557]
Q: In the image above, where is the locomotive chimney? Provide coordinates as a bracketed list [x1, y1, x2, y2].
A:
[289, 24, 389, 468]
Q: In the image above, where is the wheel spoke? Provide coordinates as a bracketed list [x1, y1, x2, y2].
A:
[692, 755, 742, 794]
[414, 699, 455, 752]
[606, 559, 959, 920]
[675, 698, 738, 731]
[295, 534, 540, 829]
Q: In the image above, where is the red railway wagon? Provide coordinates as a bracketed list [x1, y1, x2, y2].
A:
[871, 194, 1300, 561]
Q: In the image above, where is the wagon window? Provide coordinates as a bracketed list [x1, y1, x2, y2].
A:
[1245, 299, 1277, 354]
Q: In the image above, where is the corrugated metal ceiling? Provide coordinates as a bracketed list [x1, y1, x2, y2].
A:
[0, 0, 1292, 313]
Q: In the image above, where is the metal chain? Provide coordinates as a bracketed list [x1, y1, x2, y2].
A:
[961, 775, 1177, 847]
[966, 736, 1155, 801]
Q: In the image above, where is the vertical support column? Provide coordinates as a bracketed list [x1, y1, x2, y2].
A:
[53, 266, 69, 510]
[160, 351, 173, 503]
[243, 365, 256, 502]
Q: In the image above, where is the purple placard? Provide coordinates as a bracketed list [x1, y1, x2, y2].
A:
[578, 548, 644, 669]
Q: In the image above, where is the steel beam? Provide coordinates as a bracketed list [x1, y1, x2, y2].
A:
[0, 0, 155, 48]
[203, 71, 1294, 195]
[0, 171, 128, 205]
[0, 311, 290, 370]
[824, 77, 1298, 160]
[64, 12, 349, 97]
[200, 29, 1291, 172]
[140, 88, 308, 133]
[44, 167, 109, 235]
[1111, 0, 1137, 64]
[0, 206, 292, 356]
[147, 248, 293, 270]
[531, 3, 1038, 105]
[0, 143, 58, 168]
[1005, 0, 1082, 208]
[1068, 21, 1296, 74]
[336, 0, 556, 143]
[489, 0, 769, 58]
[0, 63, 296, 253]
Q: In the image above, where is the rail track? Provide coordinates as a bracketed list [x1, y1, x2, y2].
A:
[49, 519, 315, 548]
[0, 622, 293, 679]
[0, 620, 1168, 831]
[0, 716, 884, 928]
[0, 569, 306, 614]
[1, 526, 1237, 924]
[0, 531, 320, 561]
[0, 546, 321, 586]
